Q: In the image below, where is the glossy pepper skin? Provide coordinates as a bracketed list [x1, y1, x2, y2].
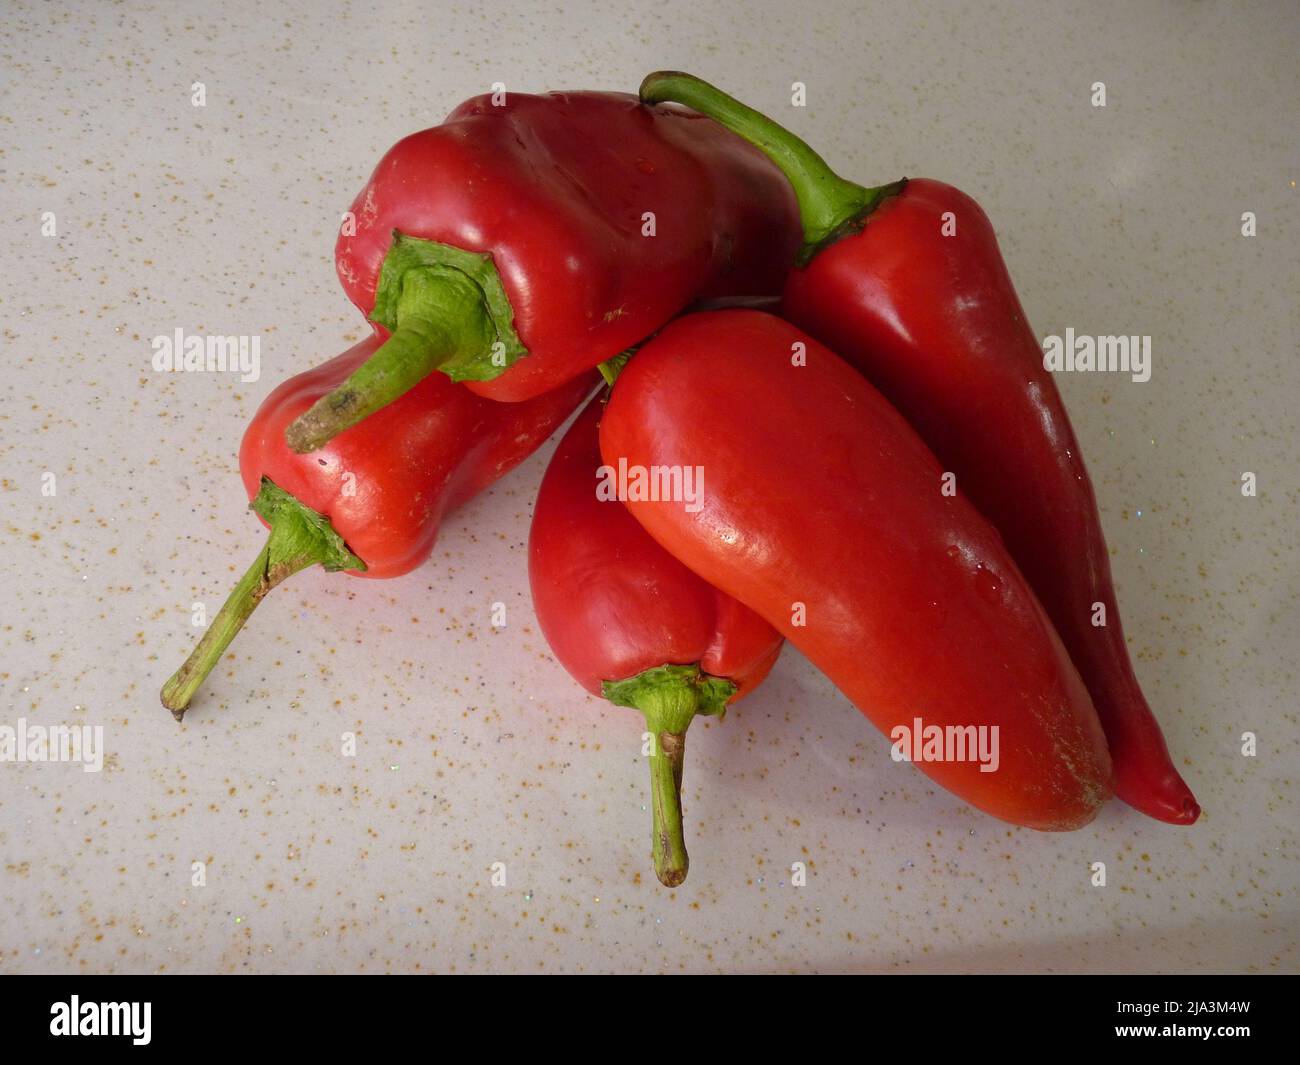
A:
[160, 334, 594, 719]
[783, 183, 1200, 826]
[639, 73, 1198, 827]
[285, 90, 800, 451]
[530, 398, 782, 885]
[601, 311, 1113, 831]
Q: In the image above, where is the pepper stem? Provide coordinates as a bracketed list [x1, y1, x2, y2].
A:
[640, 71, 904, 264]
[286, 267, 493, 452]
[160, 478, 364, 721]
[596, 350, 634, 388]
[648, 728, 690, 885]
[603, 663, 735, 887]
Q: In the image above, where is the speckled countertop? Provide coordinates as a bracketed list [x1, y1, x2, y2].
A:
[1, 0, 1296, 974]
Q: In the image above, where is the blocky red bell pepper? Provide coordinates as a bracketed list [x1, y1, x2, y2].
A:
[530, 397, 782, 885]
[601, 310, 1113, 830]
[284, 90, 800, 452]
[639, 72, 1198, 826]
[160, 334, 594, 719]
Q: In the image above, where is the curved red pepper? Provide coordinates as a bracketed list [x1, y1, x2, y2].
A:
[285, 90, 800, 451]
[530, 397, 781, 885]
[601, 310, 1113, 831]
[160, 334, 594, 719]
[639, 72, 1198, 826]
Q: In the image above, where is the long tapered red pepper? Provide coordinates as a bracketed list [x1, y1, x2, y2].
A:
[160, 334, 594, 719]
[529, 397, 782, 885]
[639, 72, 1198, 826]
[601, 310, 1113, 830]
[284, 90, 800, 451]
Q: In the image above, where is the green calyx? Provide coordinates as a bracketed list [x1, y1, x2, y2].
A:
[797, 177, 908, 266]
[603, 663, 737, 887]
[639, 71, 906, 266]
[250, 478, 365, 574]
[159, 478, 364, 721]
[369, 232, 526, 381]
[284, 232, 526, 453]
[603, 663, 735, 725]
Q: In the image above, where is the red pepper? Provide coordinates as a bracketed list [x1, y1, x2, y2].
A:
[639, 73, 1199, 826]
[284, 90, 800, 452]
[530, 397, 782, 885]
[601, 310, 1113, 830]
[160, 335, 594, 719]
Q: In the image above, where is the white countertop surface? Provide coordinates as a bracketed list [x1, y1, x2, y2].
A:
[1, 0, 1296, 973]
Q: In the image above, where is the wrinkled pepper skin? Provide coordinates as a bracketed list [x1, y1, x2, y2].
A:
[601, 311, 1113, 831]
[530, 398, 782, 696]
[243, 335, 594, 576]
[780, 180, 1199, 825]
[530, 397, 782, 885]
[336, 91, 800, 403]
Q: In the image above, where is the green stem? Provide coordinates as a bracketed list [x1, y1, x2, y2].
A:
[648, 728, 690, 886]
[596, 350, 634, 389]
[160, 478, 364, 721]
[596, 360, 620, 389]
[640, 71, 905, 265]
[286, 267, 492, 453]
[603, 663, 735, 887]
